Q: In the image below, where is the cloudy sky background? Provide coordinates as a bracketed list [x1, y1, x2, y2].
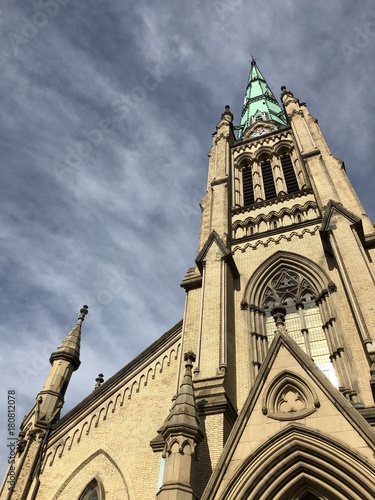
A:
[0, 0, 374, 477]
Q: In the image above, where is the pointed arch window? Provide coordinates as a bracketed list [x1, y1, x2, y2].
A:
[280, 153, 299, 193]
[242, 166, 255, 206]
[238, 147, 302, 209]
[79, 479, 103, 500]
[261, 158, 277, 200]
[246, 253, 357, 401]
[263, 269, 337, 386]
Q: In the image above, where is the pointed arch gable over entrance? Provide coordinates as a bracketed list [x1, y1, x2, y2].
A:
[201, 332, 375, 500]
[220, 425, 375, 500]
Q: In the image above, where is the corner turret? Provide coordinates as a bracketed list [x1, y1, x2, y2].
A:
[0, 306, 88, 500]
[38, 305, 88, 423]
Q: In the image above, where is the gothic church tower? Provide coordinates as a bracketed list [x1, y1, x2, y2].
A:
[1, 60, 375, 499]
[180, 59, 375, 497]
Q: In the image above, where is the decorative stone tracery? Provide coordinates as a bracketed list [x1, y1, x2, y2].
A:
[243, 251, 357, 401]
[263, 371, 320, 421]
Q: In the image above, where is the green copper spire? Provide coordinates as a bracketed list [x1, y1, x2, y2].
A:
[237, 58, 287, 138]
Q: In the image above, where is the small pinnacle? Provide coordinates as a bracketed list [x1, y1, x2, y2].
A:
[281, 86, 293, 98]
[221, 105, 234, 122]
[94, 373, 104, 390]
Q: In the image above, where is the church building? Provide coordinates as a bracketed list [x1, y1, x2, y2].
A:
[1, 60, 375, 499]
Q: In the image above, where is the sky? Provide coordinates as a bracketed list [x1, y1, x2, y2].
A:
[0, 0, 374, 477]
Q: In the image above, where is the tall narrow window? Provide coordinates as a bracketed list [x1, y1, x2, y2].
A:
[242, 167, 255, 206]
[281, 154, 299, 193]
[261, 159, 277, 200]
[157, 456, 166, 491]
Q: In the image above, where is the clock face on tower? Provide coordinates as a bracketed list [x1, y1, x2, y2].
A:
[249, 127, 271, 138]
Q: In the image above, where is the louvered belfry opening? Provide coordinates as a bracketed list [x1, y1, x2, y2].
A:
[261, 159, 277, 200]
[281, 153, 299, 193]
[243, 166, 255, 206]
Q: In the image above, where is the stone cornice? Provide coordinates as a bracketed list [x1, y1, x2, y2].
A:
[231, 188, 313, 215]
[193, 375, 238, 426]
[180, 266, 203, 290]
[211, 176, 228, 187]
[301, 149, 321, 159]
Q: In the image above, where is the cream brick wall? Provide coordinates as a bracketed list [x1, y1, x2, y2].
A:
[193, 413, 224, 499]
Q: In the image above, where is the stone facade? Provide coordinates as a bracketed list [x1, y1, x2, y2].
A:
[1, 61, 375, 499]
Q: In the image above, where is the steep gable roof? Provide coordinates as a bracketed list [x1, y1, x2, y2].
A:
[202, 332, 375, 499]
[320, 200, 364, 253]
[196, 230, 239, 278]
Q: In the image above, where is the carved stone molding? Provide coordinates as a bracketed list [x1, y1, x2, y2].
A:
[232, 200, 319, 240]
[164, 437, 197, 458]
[263, 371, 320, 421]
[232, 225, 321, 254]
[233, 130, 292, 152]
[232, 188, 314, 215]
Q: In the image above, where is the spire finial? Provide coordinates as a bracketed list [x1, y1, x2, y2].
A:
[184, 351, 196, 369]
[221, 104, 233, 122]
[79, 305, 89, 321]
[250, 53, 257, 64]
